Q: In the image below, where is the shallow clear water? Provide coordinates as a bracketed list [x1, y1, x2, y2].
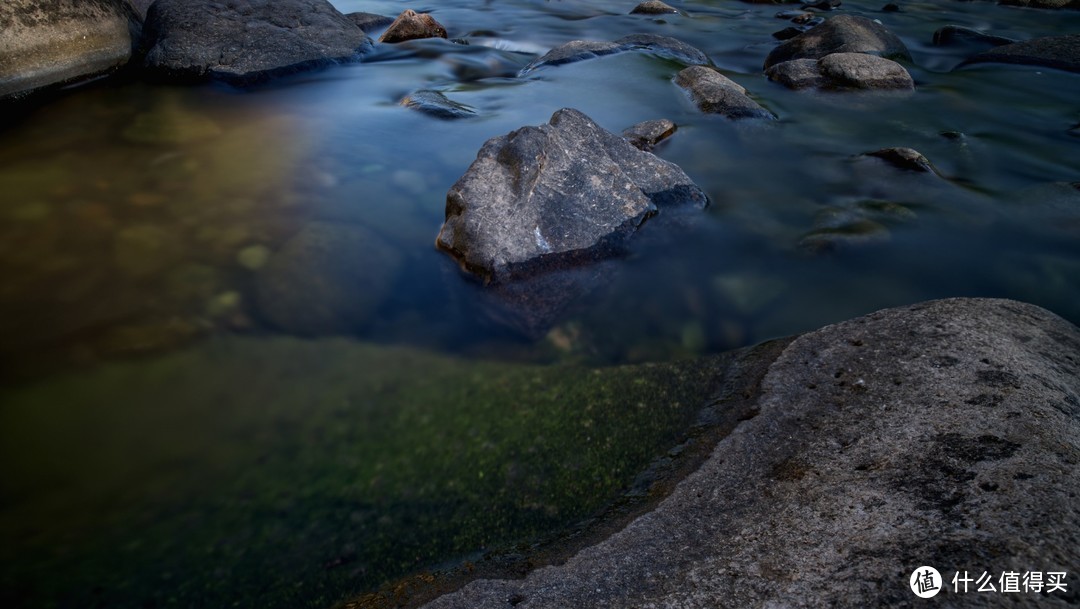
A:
[1, 0, 1078, 607]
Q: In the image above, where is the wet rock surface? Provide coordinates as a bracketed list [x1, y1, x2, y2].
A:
[622, 119, 678, 151]
[932, 25, 1016, 48]
[961, 34, 1080, 74]
[675, 66, 775, 119]
[630, 1, 680, 15]
[142, 0, 371, 84]
[521, 34, 710, 74]
[767, 53, 914, 90]
[420, 298, 1080, 609]
[865, 146, 936, 172]
[378, 9, 448, 44]
[0, 0, 141, 100]
[764, 14, 912, 70]
[435, 108, 706, 282]
[345, 11, 394, 33]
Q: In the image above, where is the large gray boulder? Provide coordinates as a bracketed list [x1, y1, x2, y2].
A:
[0, 0, 141, 100]
[520, 34, 710, 75]
[961, 34, 1080, 74]
[675, 66, 775, 119]
[767, 53, 914, 90]
[764, 14, 911, 70]
[436, 108, 707, 282]
[421, 298, 1080, 608]
[142, 0, 371, 84]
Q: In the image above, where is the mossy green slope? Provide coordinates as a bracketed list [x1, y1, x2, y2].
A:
[0, 336, 718, 608]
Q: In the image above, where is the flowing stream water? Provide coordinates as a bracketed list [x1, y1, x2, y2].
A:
[1, 0, 1078, 607]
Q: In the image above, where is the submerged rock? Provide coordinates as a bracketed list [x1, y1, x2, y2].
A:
[521, 34, 710, 74]
[622, 119, 678, 151]
[674, 66, 775, 120]
[399, 90, 476, 120]
[436, 108, 706, 282]
[345, 11, 394, 33]
[254, 222, 403, 335]
[122, 106, 223, 145]
[932, 25, 1016, 48]
[142, 0, 371, 84]
[0, 0, 141, 100]
[961, 34, 1080, 74]
[630, 1, 680, 15]
[378, 9, 448, 43]
[763, 14, 911, 70]
[798, 217, 891, 253]
[767, 53, 914, 90]
[419, 297, 1080, 609]
[1008, 181, 1080, 239]
[864, 147, 936, 172]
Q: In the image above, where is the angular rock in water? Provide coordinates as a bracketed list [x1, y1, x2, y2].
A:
[960, 34, 1080, 74]
[423, 298, 1080, 609]
[399, 90, 476, 120]
[622, 119, 678, 151]
[865, 147, 936, 173]
[763, 14, 911, 70]
[345, 11, 394, 33]
[932, 25, 1016, 48]
[768, 52, 914, 91]
[0, 0, 141, 100]
[436, 108, 707, 282]
[254, 222, 403, 335]
[521, 34, 710, 75]
[142, 0, 372, 84]
[378, 9, 448, 43]
[675, 66, 776, 120]
[630, 1, 680, 15]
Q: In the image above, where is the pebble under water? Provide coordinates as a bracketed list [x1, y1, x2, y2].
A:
[1, 0, 1078, 607]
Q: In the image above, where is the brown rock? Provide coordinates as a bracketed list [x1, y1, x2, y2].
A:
[0, 0, 141, 100]
[622, 119, 677, 151]
[378, 9, 448, 44]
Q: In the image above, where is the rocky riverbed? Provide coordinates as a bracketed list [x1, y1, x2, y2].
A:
[0, 0, 1078, 608]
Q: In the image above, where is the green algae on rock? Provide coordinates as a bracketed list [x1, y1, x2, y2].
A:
[0, 336, 720, 609]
